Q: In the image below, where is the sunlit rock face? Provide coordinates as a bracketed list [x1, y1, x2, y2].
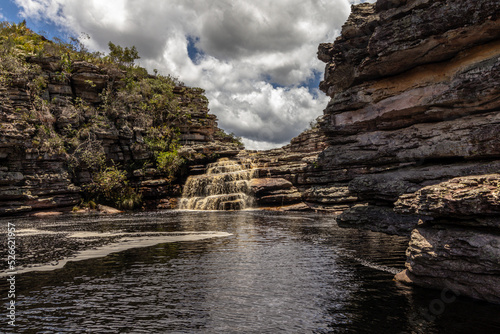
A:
[231, 0, 500, 302]
[0, 55, 242, 215]
[309, 0, 500, 224]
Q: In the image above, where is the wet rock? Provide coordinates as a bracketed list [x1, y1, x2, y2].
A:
[249, 178, 293, 195]
[392, 174, 500, 303]
[249, 178, 303, 207]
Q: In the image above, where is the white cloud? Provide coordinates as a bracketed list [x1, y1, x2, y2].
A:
[15, 0, 353, 150]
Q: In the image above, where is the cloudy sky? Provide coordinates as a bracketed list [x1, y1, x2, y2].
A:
[1, 0, 372, 149]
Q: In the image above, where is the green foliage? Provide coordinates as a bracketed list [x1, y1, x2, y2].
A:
[145, 126, 184, 180]
[107, 41, 140, 65]
[0, 21, 220, 210]
[68, 135, 106, 172]
[86, 166, 142, 210]
[156, 149, 184, 180]
[119, 73, 180, 126]
[145, 125, 178, 152]
[32, 124, 66, 155]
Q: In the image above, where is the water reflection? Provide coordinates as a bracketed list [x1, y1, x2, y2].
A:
[1, 211, 499, 333]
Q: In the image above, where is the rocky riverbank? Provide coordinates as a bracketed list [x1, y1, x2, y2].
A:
[394, 174, 500, 304]
[235, 0, 500, 303]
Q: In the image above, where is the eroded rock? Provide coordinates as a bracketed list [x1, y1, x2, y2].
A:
[399, 225, 500, 304]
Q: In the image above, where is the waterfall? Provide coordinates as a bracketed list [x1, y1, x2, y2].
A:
[178, 159, 255, 210]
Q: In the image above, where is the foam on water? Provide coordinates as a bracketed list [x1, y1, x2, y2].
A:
[0, 231, 231, 277]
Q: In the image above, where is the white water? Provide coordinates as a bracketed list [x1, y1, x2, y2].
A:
[179, 159, 256, 210]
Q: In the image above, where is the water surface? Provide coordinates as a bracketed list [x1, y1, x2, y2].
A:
[1, 211, 499, 333]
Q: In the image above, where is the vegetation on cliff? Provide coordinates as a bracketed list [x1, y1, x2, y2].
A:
[0, 21, 239, 212]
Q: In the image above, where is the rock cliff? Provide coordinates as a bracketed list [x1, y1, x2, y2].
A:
[316, 0, 500, 227]
[237, 0, 500, 303]
[0, 23, 241, 214]
[316, 0, 500, 303]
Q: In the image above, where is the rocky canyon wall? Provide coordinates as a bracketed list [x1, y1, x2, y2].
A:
[316, 0, 500, 231]
[0, 35, 241, 215]
[248, 0, 500, 223]
[240, 0, 500, 303]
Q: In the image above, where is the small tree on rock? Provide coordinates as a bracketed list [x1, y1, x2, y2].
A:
[107, 41, 140, 65]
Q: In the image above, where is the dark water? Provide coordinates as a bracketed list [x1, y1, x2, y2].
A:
[1, 211, 499, 333]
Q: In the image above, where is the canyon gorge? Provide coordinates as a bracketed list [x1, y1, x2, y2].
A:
[1, 0, 499, 304]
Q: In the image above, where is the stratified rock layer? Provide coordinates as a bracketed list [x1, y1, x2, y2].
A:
[0, 55, 240, 215]
[239, 0, 500, 302]
[315, 0, 500, 303]
[394, 175, 500, 304]
[317, 0, 499, 220]
[245, 0, 500, 218]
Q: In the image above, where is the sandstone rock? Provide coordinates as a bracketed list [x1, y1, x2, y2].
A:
[319, 0, 500, 97]
[392, 174, 500, 303]
[97, 204, 122, 214]
[395, 174, 500, 222]
[249, 177, 303, 207]
[249, 178, 293, 195]
[257, 190, 303, 206]
[31, 211, 64, 217]
[262, 202, 311, 212]
[400, 225, 500, 304]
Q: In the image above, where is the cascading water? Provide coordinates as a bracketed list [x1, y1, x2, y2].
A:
[178, 159, 255, 210]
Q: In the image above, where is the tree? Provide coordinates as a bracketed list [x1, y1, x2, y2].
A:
[107, 41, 140, 65]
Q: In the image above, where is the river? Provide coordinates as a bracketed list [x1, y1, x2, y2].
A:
[1, 211, 499, 333]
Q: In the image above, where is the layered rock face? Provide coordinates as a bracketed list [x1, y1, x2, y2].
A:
[311, 0, 500, 303]
[0, 54, 240, 215]
[238, 0, 500, 302]
[394, 174, 500, 304]
[313, 0, 500, 229]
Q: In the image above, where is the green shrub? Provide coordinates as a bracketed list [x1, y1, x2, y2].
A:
[156, 149, 184, 180]
[107, 42, 140, 65]
[86, 166, 142, 210]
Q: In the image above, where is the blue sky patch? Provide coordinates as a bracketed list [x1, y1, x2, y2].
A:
[187, 35, 204, 65]
[0, 1, 65, 41]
